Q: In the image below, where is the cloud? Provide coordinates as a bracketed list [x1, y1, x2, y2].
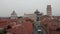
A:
[0, 0, 60, 17]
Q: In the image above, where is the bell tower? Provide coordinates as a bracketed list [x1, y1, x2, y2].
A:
[47, 5, 52, 16]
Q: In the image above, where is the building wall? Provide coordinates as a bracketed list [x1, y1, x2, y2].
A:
[41, 15, 60, 34]
[24, 14, 36, 21]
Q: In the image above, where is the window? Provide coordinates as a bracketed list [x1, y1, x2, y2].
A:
[56, 28, 60, 31]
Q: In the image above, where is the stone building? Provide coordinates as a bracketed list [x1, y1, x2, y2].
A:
[24, 9, 43, 21]
[10, 10, 18, 19]
[46, 5, 52, 16]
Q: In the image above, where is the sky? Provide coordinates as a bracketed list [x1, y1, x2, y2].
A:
[0, 0, 60, 17]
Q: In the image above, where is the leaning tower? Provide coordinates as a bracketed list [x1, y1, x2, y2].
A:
[47, 5, 52, 16]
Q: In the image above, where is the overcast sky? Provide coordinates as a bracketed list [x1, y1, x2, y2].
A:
[0, 0, 60, 17]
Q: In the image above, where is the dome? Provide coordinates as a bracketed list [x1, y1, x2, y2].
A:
[34, 9, 40, 14]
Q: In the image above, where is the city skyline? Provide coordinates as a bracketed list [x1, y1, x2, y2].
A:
[0, 0, 60, 17]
